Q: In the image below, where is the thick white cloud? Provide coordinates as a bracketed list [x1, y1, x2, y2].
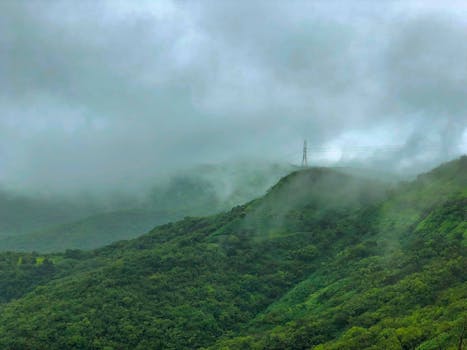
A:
[0, 0, 466, 193]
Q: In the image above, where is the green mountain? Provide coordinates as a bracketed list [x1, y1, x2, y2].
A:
[0, 162, 292, 252]
[0, 210, 180, 253]
[0, 157, 465, 349]
[0, 191, 101, 238]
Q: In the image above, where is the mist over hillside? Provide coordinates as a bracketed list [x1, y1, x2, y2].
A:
[1, 1, 466, 196]
[1, 1, 466, 349]
[0, 156, 464, 349]
[0, 161, 293, 251]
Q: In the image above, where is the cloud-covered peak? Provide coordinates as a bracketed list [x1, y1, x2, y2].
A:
[0, 0, 466, 193]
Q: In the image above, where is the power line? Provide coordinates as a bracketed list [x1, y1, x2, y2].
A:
[275, 142, 447, 166]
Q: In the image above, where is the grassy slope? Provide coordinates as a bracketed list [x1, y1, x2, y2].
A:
[0, 157, 465, 349]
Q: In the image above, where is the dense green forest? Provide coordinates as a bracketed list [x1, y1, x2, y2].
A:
[0, 157, 465, 349]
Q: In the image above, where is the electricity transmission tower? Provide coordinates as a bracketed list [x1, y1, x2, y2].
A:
[301, 140, 308, 167]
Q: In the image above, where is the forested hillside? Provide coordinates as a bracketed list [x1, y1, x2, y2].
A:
[0, 157, 465, 349]
[0, 210, 179, 253]
[0, 191, 100, 238]
[0, 162, 291, 252]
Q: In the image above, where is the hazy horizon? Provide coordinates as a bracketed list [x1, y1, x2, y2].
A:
[1, 0, 466, 195]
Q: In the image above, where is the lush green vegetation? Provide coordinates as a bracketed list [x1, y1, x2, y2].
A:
[0, 157, 465, 349]
[0, 251, 57, 303]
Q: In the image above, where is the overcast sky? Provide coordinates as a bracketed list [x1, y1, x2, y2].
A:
[1, 0, 466, 193]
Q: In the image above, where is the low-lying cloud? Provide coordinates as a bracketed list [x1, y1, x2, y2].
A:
[1, 0, 466, 193]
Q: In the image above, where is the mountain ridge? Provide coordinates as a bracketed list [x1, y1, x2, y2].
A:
[0, 156, 465, 349]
